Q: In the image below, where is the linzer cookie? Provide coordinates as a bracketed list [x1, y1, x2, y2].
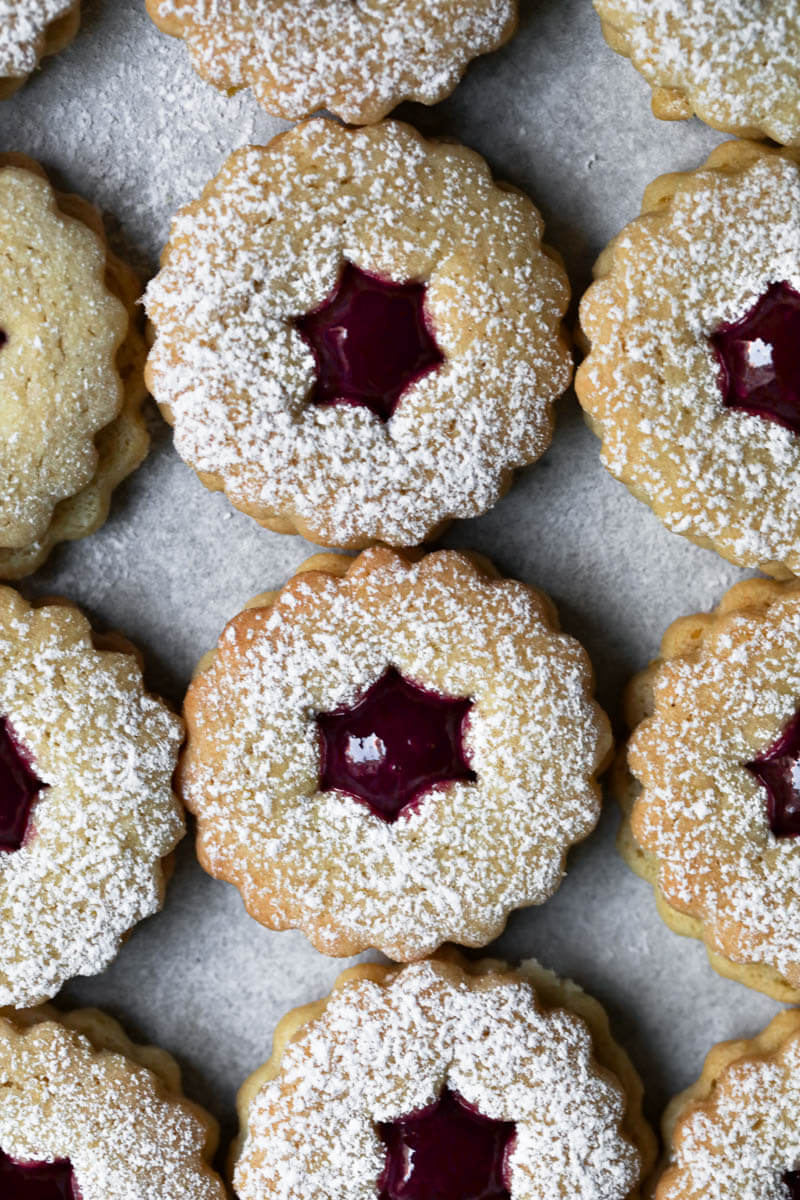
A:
[655, 1009, 800, 1200]
[0, 1005, 227, 1198]
[593, 0, 800, 145]
[577, 140, 800, 578]
[145, 118, 572, 550]
[179, 548, 612, 961]
[145, 0, 517, 125]
[616, 576, 800, 1002]
[0, 156, 148, 578]
[0, 588, 184, 1008]
[0, 2, 79, 98]
[232, 956, 655, 1200]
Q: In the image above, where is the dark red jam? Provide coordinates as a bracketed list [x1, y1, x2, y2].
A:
[746, 709, 800, 838]
[317, 667, 475, 822]
[711, 281, 800, 434]
[295, 262, 443, 422]
[0, 1150, 79, 1200]
[0, 718, 46, 852]
[379, 1088, 514, 1200]
[0, 331, 7, 349]
[783, 1171, 800, 1199]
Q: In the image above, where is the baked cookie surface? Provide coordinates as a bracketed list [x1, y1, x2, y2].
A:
[0, 588, 184, 1007]
[145, 0, 517, 125]
[0, 1005, 226, 1199]
[577, 140, 800, 578]
[145, 118, 571, 550]
[180, 547, 612, 961]
[0, 1, 79, 98]
[593, 0, 800, 145]
[617, 576, 800, 1002]
[233, 956, 655, 1200]
[0, 156, 148, 578]
[656, 1009, 800, 1200]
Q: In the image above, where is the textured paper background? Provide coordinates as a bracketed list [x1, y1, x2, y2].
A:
[0, 0, 784, 1169]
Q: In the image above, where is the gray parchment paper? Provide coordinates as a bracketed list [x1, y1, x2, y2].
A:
[0, 0, 784, 1168]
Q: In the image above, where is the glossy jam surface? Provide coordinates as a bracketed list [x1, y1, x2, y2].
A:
[783, 1171, 800, 1199]
[711, 281, 800, 434]
[746, 709, 800, 837]
[317, 667, 475, 822]
[295, 262, 443, 422]
[0, 1150, 79, 1200]
[379, 1088, 514, 1200]
[0, 718, 46, 852]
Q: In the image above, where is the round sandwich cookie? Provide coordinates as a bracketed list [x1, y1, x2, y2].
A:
[577, 140, 800, 578]
[145, 118, 572, 550]
[0, 2, 79, 99]
[179, 547, 612, 961]
[145, 0, 517, 126]
[593, 0, 800, 145]
[232, 955, 656, 1200]
[655, 1009, 800, 1200]
[0, 155, 148, 579]
[0, 587, 184, 1008]
[0, 1004, 227, 1198]
[617, 576, 800, 1003]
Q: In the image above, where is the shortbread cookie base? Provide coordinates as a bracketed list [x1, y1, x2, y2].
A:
[0, 3, 80, 99]
[616, 576, 800, 1003]
[232, 953, 656, 1195]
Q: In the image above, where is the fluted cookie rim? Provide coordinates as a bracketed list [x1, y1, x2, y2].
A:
[0, 1, 80, 99]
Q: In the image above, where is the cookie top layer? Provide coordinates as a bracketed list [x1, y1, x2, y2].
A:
[0, 1, 75, 81]
[145, 119, 571, 549]
[180, 548, 611, 960]
[0, 589, 184, 1007]
[0, 1007, 226, 1199]
[234, 959, 644, 1200]
[594, 0, 800, 145]
[145, 0, 517, 125]
[577, 140, 800, 578]
[622, 577, 800, 998]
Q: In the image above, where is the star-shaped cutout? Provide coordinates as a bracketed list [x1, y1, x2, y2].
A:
[0, 718, 46, 853]
[0, 1149, 78, 1200]
[317, 668, 475, 822]
[746, 709, 800, 838]
[783, 1171, 800, 1199]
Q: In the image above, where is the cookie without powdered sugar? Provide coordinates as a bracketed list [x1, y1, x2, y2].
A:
[145, 0, 517, 125]
[616, 576, 800, 1003]
[577, 140, 800, 578]
[593, 0, 800, 145]
[232, 955, 656, 1200]
[0, 1005, 227, 1198]
[145, 119, 572, 549]
[0, 2, 79, 99]
[0, 588, 184, 1008]
[179, 547, 612, 961]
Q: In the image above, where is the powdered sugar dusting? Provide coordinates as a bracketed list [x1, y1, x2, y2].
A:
[235, 961, 640, 1200]
[628, 587, 800, 989]
[181, 549, 611, 959]
[578, 147, 800, 576]
[0, 1012, 225, 1199]
[0, 0, 73, 79]
[0, 589, 185, 1007]
[148, 0, 516, 125]
[145, 119, 572, 548]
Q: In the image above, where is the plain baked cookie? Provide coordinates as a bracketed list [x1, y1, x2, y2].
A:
[655, 1009, 800, 1200]
[577, 140, 800, 578]
[232, 955, 656, 1200]
[593, 0, 800, 145]
[616, 576, 800, 1004]
[0, 588, 184, 1008]
[145, 118, 572, 550]
[0, 1, 79, 99]
[145, 0, 517, 125]
[0, 1005, 227, 1198]
[179, 547, 612, 961]
[0, 155, 148, 579]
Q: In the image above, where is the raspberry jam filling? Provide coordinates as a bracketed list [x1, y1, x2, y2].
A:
[317, 667, 475, 822]
[379, 1088, 514, 1200]
[784, 1172, 800, 1199]
[746, 709, 800, 838]
[711, 281, 800, 434]
[0, 718, 46, 852]
[0, 1150, 79, 1200]
[295, 262, 443, 422]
